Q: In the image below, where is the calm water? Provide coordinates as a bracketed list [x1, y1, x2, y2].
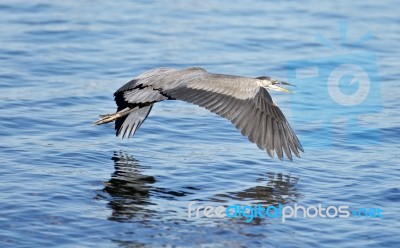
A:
[1, 1, 399, 247]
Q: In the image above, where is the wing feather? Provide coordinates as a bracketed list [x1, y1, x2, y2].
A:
[210, 96, 237, 115]
[266, 117, 274, 157]
[273, 120, 283, 159]
[279, 122, 292, 160]
[248, 108, 262, 145]
[242, 107, 258, 142]
[256, 111, 266, 150]
[115, 105, 153, 139]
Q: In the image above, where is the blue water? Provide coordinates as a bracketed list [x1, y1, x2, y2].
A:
[1, 1, 399, 247]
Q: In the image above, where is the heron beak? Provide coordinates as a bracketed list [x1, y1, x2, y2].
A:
[267, 82, 294, 93]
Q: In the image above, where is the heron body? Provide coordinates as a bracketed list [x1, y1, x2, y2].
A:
[94, 67, 303, 160]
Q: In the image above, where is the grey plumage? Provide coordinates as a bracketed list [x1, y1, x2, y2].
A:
[94, 67, 304, 160]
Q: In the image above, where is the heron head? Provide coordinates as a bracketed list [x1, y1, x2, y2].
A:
[257, 76, 294, 93]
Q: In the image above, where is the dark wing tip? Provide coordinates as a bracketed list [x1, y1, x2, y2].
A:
[297, 142, 305, 153]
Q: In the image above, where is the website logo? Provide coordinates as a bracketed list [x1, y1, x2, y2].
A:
[286, 22, 381, 149]
[188, 201, 383, 223]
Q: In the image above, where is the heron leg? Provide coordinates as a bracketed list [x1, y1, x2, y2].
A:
[93, 107, 133, 125]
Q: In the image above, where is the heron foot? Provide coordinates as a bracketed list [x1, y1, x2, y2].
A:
[93, 107, 132, 126]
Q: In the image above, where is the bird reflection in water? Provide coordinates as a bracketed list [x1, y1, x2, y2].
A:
[99, 151, 193, 222]
[99, 151, 301, 224]
[211, 173, 301, 225]
[211, 173, 301, 205]
[233, 173, 301, 205]
[100, 151, 156, 222]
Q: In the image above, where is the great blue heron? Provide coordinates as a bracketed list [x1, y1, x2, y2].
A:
[94, 67, 303, 160]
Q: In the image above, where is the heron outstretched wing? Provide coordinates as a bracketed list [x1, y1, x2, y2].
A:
[158, 71, 303, 160]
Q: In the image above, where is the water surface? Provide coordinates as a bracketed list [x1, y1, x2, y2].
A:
[0, 1, 399, 247]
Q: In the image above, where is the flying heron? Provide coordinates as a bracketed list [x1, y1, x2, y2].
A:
[94, 67, 303, 160]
